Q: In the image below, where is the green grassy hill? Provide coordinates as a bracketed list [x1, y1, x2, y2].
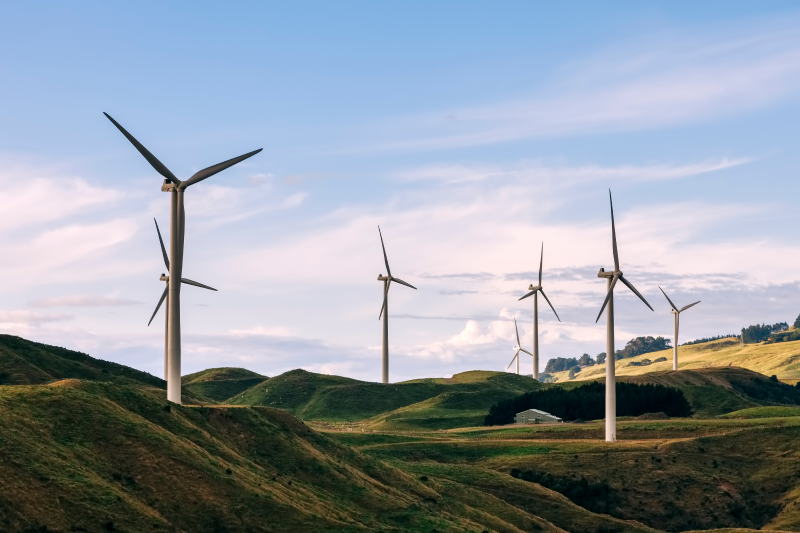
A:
[0, 334, 164, 389]
[182, 367, 267, 402]
[0, 379, 602, 532]
[231, 369, 543, 423]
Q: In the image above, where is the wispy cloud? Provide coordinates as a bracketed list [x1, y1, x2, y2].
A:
[350, 22, 800, 152]
[29, 295, 140, 308]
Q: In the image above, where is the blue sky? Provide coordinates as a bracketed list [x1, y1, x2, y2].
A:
[2, 1, 800, 382]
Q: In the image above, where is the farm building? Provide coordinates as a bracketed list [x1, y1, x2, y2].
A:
[514, 408, 562, 424]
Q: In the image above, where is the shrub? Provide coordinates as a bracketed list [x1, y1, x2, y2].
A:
[653, 357, 667, 363]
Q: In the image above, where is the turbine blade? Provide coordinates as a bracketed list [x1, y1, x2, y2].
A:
[619, 275, 654, 312]
[609, 190, 619, 271]
[181, 278, 218, 291]
[378, 282, 390, 319]
[507, 353, 518, 370]
[539, 288, 561, 322]
[378, 226, 392, 277]
[147, 286, 169, 326]
[680, 300, 701, 313]
[391, 277, 417, 290]
[520, 348, 533, 356]
[659, 286, 678, 312]
[518, 289, 536, 301]
[514, 318, 521, 346]
[181, 148, 263, 188]
[538, 242, 543, 286]
[596, 273, 620, 323]
[154, 218, 169, 270]
[104, 113, 179, 184]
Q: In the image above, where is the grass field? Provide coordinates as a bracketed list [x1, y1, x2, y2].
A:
[549, 337, 800, 382]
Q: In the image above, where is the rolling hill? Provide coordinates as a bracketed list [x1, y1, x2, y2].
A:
[548, 337, 800, 383]
[0, 379, 622, 532]
[182, 367, 267, 402]
[229, 369, 544, 423]
[0, 334, 164, 389]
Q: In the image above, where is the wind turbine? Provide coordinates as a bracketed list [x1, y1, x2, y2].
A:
[518, 243, 561, 380]
[595, 190, 653, 442]
[148, 218, 218, 380]
[506, 318, 533, 375]
[659, 287, 700, 371]
[105, 113, 261, 404]
[377, 226, 417, 384]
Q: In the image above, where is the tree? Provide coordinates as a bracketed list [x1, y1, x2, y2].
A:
[618, 336, 671, 359]
[794, 314, 800, 329]
[484, 381, 693, 425]
[578, 353, 594, 366]
[568, 366, 580, 379]
[596, 352, 606, 365]
[742, 322, 789, 344]
[544, 357, 580, 374]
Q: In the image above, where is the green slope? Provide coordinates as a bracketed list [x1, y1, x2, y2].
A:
[0, 334, 164, 389]
[0, 379, 577, 532]
[182, 367, 267, 402]
[617, 367, 800, 416]
[232, 369, 543, 423]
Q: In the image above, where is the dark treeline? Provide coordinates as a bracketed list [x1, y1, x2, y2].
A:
[484, 382, 692, 425]
[682, 334, 739, 346]
[742, 322, 788, 344]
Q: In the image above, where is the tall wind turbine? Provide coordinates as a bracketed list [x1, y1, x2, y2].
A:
[105, 113, 261, 403]
[377, 226, 417, 384]
[659, 287, 700, 371]
[518, 243, 561, 380]
[506, 318, 533, 375]
[596, 190, 653, 442]
[148, 218, 218, 380]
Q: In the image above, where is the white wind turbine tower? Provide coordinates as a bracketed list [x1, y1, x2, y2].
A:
[518, 243, 561, 380]
[659, 287, 700, 371]
[105, 113, 261, 404]
[596, 190, 653, 442]
[148, 219, 218, 380]
[506, 318, 533, 375]
[377, 226, 417, 384]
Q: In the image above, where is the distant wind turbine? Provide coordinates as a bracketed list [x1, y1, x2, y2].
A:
[148, 218, 217, 380]
[105, 113, 261, 403]
[506, 318, 533, 375]
[377, 226, 417, 384]
[659, 287, 700, 371]
[596, 190, 654, 442]
[518, 243, 560, 380]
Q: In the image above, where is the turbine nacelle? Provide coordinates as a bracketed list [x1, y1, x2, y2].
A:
[526, 284, 541, 292]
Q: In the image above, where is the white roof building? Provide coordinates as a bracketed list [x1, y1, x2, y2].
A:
[514, 408, 562, 424]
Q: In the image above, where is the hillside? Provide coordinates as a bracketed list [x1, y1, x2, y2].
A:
[0, 379, 603, 532]
[329, 417, 800, 531]
[548, 337, 800, 383]
[182, 367, 267, 402]
[230, 369, 543, 423]
[0, 334, 164, 389]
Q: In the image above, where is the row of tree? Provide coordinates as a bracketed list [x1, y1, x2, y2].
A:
[484, 381, 692, 425]
[543, 336, 672, 375]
